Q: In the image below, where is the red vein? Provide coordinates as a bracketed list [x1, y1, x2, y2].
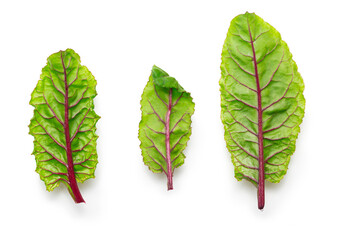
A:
[265, 145, 290, 162]
[72, 135, 95, 152]
[69, 87, 88, 108]
[69, 107, 88, 121]
[165, 89, 173, 190]
[262, 72, 294, 111]
[170, 133, 187, 152]
[265, 157, 289, 166]
[79, 164, 95, 169]
[147, 125, 165, 135]
[254, 30, 269, 42]
[70, 108, 90, 142]
[263, 105, 299, 133]
[172, 93, 184, 107]
[236, 47, 253, 59]
[228, 74, 257, 92]
[231, 33, 251, 43]
[53, 93, 65, 105]
[145, 87, 188, 189]
[154, 85, 168, 107]
[248, 18, 265, 210]
[234, 155, 259, 170]
[144, 130, 166, 160]
[257, 41, 279, 64]
[245, 116, 258, 125]
[74, 153, 95, 165]
[66, 56, 71, 68]
[229, 131, 258, 160]
[35, 141, 66, 166]
[225, 108, 258, 136]
[146, 152, 167, 176]
[48, 178, 69, 185]
[60, 51, 85, 204]
[227, 48, 256, 77]
[171, 154, 180, 164]
[43, 94, 64, 126]
[260, 52, 284, 91]
[264, 136, 289, 141]
[170, 113, 188, 134]
[148, 99, 165, 125]
[48, 73, 65, 96]
[40, 167, 67, 176]
[265, 170, 283, 175]
[238, 172, 258, 184]
[74, 172, 92, 176]
[38, 157, 54, 162]
[35, 118, 66, 150]
[68, 66, 79, 87]
[225, 88, 258, 109]
[35, 108, 57, 120]
[78, 123, 96, 133]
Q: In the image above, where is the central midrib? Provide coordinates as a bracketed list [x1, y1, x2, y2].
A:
[247, 21, 265, 209]
[165, 88, 173, 190]
[60, 52, 84, 203]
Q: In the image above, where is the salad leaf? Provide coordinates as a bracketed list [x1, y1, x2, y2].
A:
[29, 49, 100, 203]
[139, 66, 195, 190]
[220, 12, 305, 209]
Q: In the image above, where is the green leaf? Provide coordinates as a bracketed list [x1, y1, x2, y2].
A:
[139, 65, 195, 190]
[220, 12, 305, 209]
[29, 49, 100, 203]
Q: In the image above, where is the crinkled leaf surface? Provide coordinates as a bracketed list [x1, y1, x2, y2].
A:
[220, 12, 305, 209]
[29, 49, 100, 203]
[139, 66, 195, 190]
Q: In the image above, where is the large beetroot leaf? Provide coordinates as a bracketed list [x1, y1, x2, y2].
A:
[220, 12, 305, 209]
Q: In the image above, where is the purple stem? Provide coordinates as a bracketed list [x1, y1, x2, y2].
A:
[165, 89, 173, 190]
[248, 22, 265, 210]
[60, 52, 85, 203]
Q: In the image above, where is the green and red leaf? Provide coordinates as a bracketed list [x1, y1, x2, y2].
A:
[29, 49, 100, 203]
[220, 12, 305, 209]
[139, 66, 195, 190]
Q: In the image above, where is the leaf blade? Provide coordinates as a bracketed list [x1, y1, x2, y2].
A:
[139, 66, 195, 190]
[220, 12, 305, 209]
[29, 49, 100, 203]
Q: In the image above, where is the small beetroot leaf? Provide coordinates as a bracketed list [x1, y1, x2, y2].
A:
[220, 12, 305, 209]
[29, 49, 100, 203]
[139, 66, 195, 190]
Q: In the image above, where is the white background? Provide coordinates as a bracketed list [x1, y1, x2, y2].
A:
[0, 0, 338, 239]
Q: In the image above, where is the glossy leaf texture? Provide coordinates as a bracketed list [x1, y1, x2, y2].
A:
[220, 12, 305, 209]
[139, 66, 195, 190]
[29, 49, 100, 203]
